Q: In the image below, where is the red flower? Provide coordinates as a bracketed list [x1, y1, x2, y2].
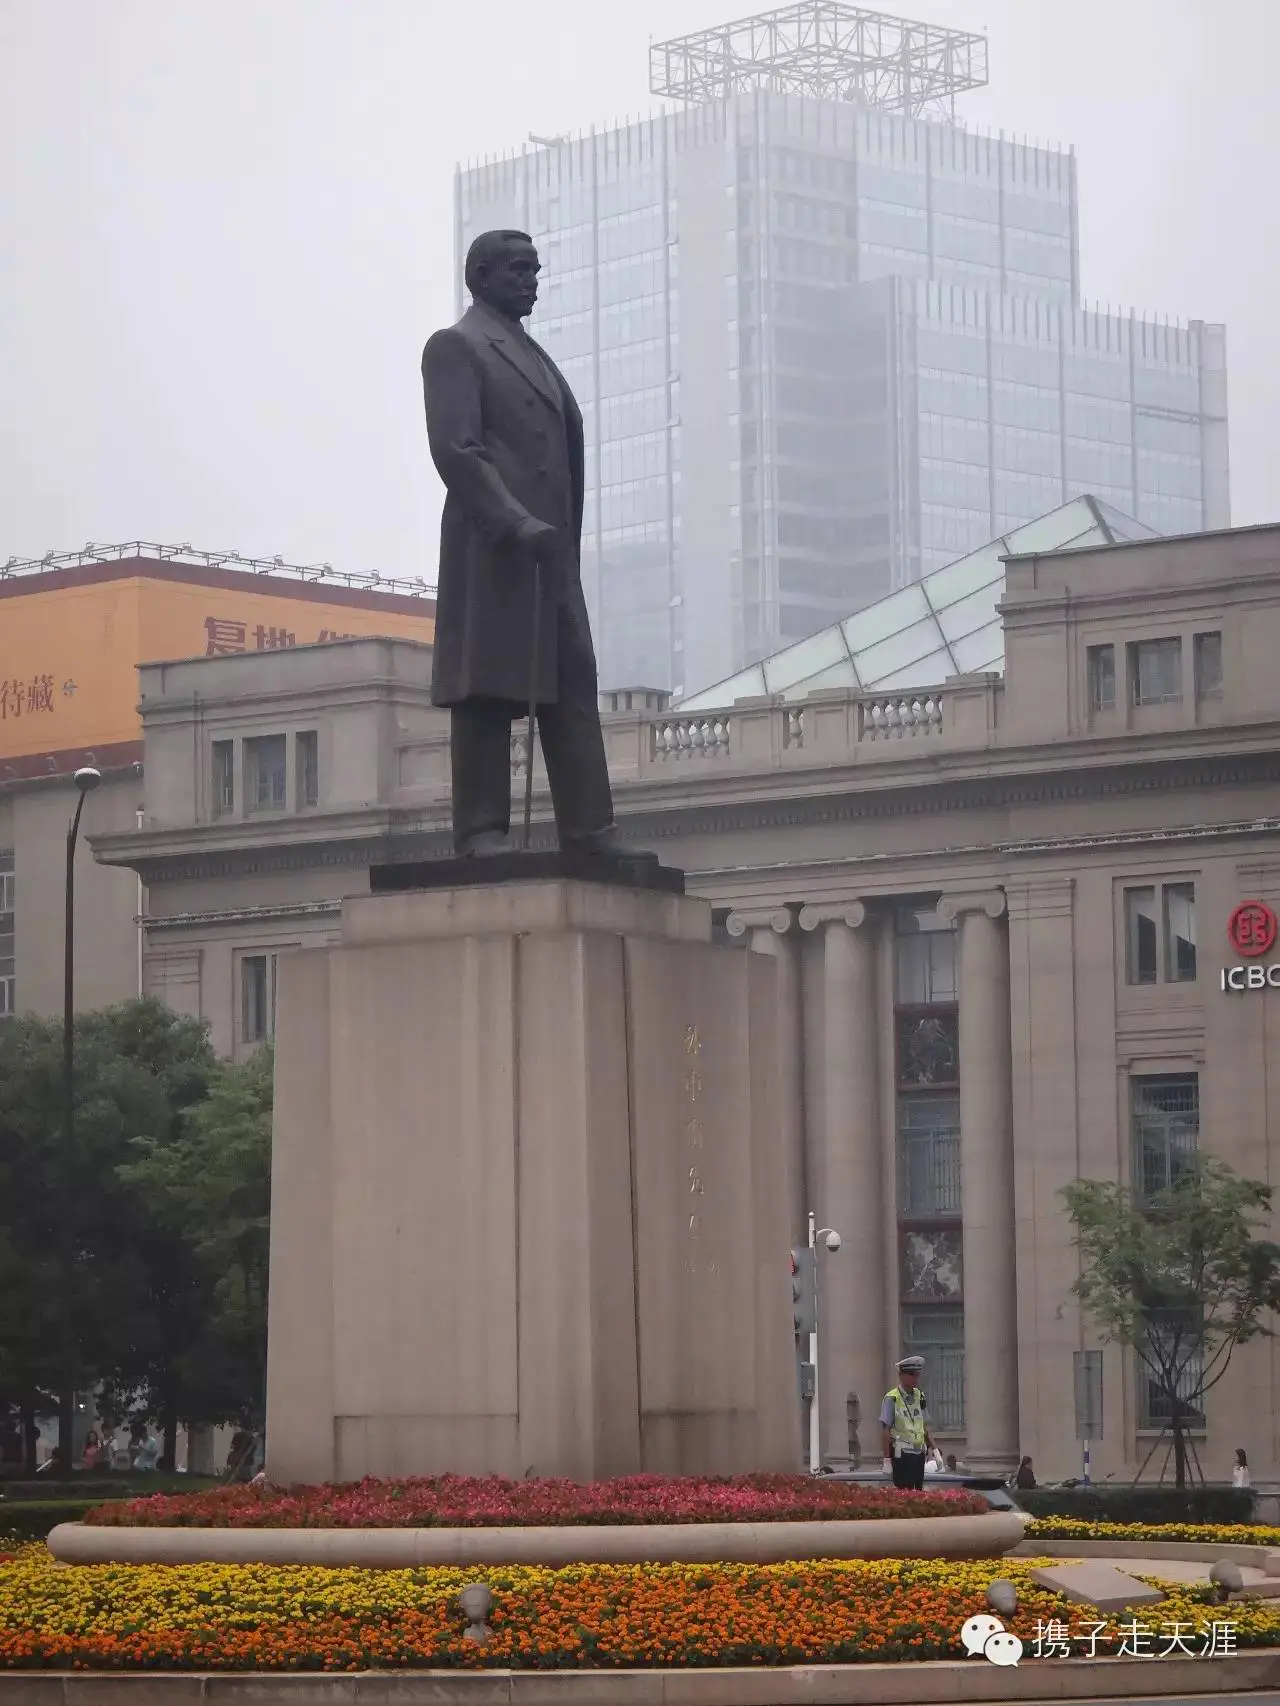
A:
[85, 1474, 989, 1530]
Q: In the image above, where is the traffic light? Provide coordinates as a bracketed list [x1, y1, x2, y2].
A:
[790, 1246, 816, 1337]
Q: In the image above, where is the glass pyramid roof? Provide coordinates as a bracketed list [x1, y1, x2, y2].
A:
[678, 496, 1158, 710]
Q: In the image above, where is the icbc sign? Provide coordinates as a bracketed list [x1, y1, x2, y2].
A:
[1221, 902, 1280, 992]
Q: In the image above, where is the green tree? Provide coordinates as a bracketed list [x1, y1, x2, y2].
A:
[99, 1001, 220, 1467]
[1063, 1159, 1280, 1487]
[122, 1046, 273, 1435]
[0, 1000, 190, 1470]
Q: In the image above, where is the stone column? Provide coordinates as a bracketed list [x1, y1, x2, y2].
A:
[726, 906, 805, 1242]
[798, 902, 884, 1465]
[938, 890, 1018, 1473]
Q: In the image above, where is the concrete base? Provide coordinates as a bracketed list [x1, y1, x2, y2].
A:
[265, 879, 798, 1484]
[47, 1511, 1024, 1567]
[3, 1652, 1280, 1702]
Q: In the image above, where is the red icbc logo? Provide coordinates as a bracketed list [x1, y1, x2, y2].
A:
[1228, 901, 1278, 959]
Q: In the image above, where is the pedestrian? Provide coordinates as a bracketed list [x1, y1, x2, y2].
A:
[226, 1428, 256, 1482]
[131, 1424, 160, 1471]
[81, 1428, 101, 1469]
[1233, 1448, 1250, 1489]
[880, 1355, 936, 1490]
[1014, 1454, 1037, 1489]
[944, 1453, 958, 1473]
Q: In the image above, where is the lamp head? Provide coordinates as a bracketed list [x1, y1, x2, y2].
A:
[73, 767, 102, 794]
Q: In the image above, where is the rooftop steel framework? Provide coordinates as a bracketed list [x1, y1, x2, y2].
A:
[649, 2, 988, 119]
[0, 541, 436, 599]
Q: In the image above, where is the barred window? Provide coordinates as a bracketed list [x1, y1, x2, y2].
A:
[903, 1308, 964, 1432]
[1131, 1075, 1198, 1203]
[898, 1096, 961, 1218]
[1137, 1310, 1206, 1430]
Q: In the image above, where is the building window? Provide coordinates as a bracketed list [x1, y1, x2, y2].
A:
[241, 953, 277, 1046]
[1137, 1309, 1206, 1431]
[1124, 882, 1196, 985]
[0, 851, 12, 1020]
[1194, 631, 1223, 700]
[1163, 883, 1197, 982]
[244, 735, 287, 813]
[899, 1095, 961, 1217]
[1124, 887, 1158, 984]
[1131, 1074, 1198, 1203]
[894, 907, 957, 1006]
[902, 1307, 964, 1432]
[1087, 643, 1116, 711]
[212, 741, 235, 818]
[1128, 637, 1182, 707]
[296, 731, 319, 809]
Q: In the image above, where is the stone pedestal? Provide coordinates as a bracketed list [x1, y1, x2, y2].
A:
[266, 876, 798, 1484]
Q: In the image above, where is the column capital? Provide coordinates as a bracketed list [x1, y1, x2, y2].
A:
[725, 906, 795, 938]
[937, 889, 1006, 925]
[798, 900, 871, 932]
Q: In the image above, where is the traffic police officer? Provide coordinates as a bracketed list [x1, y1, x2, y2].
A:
[880, 1355, 937, 1490]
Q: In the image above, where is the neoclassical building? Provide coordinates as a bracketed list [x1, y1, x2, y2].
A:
[6, 507, 1280, 1480]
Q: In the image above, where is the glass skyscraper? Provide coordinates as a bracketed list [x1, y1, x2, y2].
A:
[454, 3, 1229, 699]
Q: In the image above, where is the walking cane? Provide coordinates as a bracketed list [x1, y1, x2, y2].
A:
[522, 553, 542, 851]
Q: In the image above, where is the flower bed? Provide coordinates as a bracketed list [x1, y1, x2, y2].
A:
[1026, 1516, 1280, 1547]
[2, 1551, 1274, 1672]
[84, 1472, 990, 1529]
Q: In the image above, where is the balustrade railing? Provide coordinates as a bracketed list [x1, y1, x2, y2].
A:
[650, 715, 732, 761]
[641, 688, 952, 767]
[399, 681, 980, 797]
[859, 695, 944, 740]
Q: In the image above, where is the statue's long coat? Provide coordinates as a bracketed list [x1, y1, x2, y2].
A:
[422, 299, 589, 708]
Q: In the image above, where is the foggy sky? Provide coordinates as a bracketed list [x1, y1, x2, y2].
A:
[1, 0, 1275, 583]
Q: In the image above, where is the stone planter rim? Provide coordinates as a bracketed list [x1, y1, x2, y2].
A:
[47, 1509, 1025, 1567]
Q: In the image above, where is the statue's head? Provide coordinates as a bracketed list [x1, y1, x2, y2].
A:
[466, 230, 539, 321]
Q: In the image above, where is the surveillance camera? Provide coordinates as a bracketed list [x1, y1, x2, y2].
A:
[823, 1230, 842, 1253]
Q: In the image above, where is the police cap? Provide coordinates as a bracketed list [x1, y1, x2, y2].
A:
[896, 1355, 925, 1373]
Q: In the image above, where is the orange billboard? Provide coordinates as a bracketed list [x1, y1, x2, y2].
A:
[0, 566, 435, 764]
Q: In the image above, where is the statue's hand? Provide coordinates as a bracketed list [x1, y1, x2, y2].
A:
[513, 517, 560, 561]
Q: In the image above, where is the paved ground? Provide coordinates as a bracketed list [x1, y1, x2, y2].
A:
[1063, 1698, 1280, 1705]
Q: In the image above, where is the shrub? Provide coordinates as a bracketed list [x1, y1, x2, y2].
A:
[0, 1501, 99, 1539]
[1018, 1486, 1255, 1526]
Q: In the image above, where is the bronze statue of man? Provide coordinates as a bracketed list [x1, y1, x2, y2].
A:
[422, 229, 654, 861]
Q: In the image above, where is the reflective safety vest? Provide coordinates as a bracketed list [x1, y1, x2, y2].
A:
[885, 1385, 926, 1452]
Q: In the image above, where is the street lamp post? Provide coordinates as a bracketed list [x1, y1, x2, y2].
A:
[57, 766, 101, 1475]
[807, 1210, 842, 1473]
